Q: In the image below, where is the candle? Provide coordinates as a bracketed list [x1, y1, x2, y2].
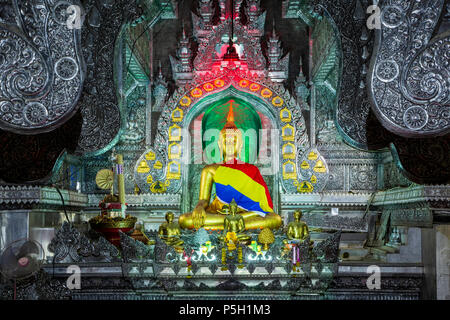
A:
[115, 154, 126, 218]
[292, 246, 296, 265]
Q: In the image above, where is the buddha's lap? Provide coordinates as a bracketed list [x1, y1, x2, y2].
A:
[183, 211, 278, 219]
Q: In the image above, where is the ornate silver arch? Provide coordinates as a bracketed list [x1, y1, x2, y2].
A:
[134, 69, 310, 196]
[0, 0, 84, 134]
[369, 0, 449, 137]
[311, 0, 449, 147]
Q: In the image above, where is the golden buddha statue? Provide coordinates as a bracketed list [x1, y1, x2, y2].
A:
[158, 212, 184, 248]
[286, 210, 309, 242]
[178, 104, 282, 230]
[219, 199, 251, 244]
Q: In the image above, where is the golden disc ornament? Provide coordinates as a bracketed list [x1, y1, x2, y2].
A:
[95, 169, 114, 190]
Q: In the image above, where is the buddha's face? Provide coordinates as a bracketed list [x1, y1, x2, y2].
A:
[229, 201, 238, 215]
[293, 210, 302, 221]
[219, 129, 242, 160]
[166, 212, 174, 223]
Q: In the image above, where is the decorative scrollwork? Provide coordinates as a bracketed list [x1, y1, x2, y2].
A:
[48, 222, 120, 263]
[370, 0, 449, 137]
[403, 106, 429, 130]
[380, 5, 405, 29]
[312, 231, 341, 263]
[375, 59, 399, 82]
[54, 56, 79, 81]
[119, 230, 153, 262]
[0, 0, 84, 134]
[0, 0, 16, 25]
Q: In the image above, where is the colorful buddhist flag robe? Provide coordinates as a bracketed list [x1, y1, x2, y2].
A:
[213, 161, 274, 216]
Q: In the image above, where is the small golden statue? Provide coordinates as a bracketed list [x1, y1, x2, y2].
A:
[284, 210, 310, 269]
[134, 184, 141, 195]
[219, 199, 249, 269]
[158, 212, 184, 250]
[286, 210, 310, 242]
[219, 199, 251, 244]
[179, 102, 282, 230]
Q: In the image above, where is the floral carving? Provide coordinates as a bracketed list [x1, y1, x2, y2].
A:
[0, 0, 83, 133]
[370, 0, 449, 137]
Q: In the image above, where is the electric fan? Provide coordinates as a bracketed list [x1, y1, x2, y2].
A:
[0, 238, 45, 299]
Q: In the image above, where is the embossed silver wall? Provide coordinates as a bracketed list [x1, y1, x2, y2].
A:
[0, 0, 84, 134]
[369, 0, 449, 137]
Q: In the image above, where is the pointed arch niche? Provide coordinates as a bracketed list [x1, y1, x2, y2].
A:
[182, 87, 281, 213]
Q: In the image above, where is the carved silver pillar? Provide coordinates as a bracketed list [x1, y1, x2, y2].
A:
[309, 27, 316, 147]
[146, 30, 154, 147]
[310, 85, 316, 147]
[146, 83, 153, 147]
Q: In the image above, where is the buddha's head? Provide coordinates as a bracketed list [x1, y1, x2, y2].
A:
[218, 102, 243, 162]
[293, 210, 302, 221]
[229, 199, 238, 215]
[165, 211, 175, 223]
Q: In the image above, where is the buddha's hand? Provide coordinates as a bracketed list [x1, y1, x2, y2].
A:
[192, 204, 206, 229]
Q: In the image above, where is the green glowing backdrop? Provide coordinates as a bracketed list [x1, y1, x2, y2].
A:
[202, 96, 262, 164]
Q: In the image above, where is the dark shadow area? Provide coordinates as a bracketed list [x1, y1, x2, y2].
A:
[0, 111, 83, 184]
[366, 108, 450, 184]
